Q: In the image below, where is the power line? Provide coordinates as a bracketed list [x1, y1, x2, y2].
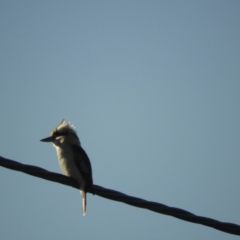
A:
[0, 155, 239, 236]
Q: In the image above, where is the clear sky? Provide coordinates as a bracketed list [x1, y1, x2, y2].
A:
[1, 1, 240, 239]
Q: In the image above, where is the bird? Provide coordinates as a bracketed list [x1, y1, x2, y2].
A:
[40, 120, 93, 216]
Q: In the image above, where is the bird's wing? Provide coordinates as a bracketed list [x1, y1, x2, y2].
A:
[71, 144, 94, 192]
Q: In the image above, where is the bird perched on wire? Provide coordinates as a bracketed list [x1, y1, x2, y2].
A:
[40, 120, 93, 216]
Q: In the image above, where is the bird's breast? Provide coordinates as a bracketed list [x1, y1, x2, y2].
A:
[56, 147, 75, 176]
[55, 146, 84, 186]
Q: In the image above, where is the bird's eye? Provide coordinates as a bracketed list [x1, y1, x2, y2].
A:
[53, 131, 67, 137]
[60, 131, 67, 136]
[51, 130, 60, 137]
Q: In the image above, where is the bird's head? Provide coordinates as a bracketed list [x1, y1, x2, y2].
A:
[40, 120, 80, 147]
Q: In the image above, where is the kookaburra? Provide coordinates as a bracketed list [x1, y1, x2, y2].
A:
[40, 120, 93, 216]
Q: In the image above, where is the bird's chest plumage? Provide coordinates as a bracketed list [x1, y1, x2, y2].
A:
[55, 146, 78, 176]
[54, 144, 85, 188]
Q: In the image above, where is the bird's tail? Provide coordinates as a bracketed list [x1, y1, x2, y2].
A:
[80, 190, 86, 216]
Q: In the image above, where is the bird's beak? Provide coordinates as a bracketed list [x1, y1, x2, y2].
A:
[40, 136, 55, 142]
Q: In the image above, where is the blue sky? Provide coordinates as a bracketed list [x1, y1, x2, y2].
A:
[1, 1, 240, 239]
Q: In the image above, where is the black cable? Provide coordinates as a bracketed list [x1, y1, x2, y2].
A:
[0, 156, 239, 236]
